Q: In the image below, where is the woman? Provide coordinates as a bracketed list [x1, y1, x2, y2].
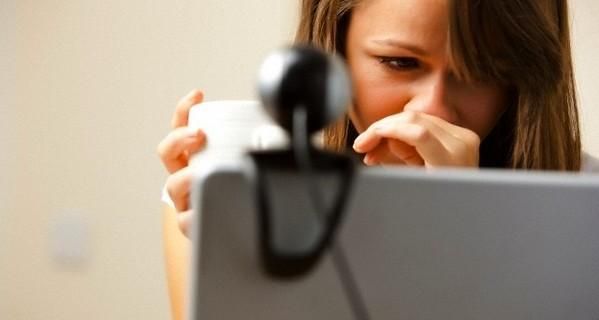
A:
[157, 0, 597, 318]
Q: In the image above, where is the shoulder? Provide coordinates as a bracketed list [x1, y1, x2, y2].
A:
[582, 151, 599, 173]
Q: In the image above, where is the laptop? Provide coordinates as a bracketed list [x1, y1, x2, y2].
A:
[187, 165, 599, 320]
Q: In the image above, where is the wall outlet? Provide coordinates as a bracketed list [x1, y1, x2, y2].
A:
[50, 211, 90, 269]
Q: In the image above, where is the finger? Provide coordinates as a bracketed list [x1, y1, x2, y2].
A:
[369, 111, 467, 158]
[387, 139, 425, 166]
[165, 166, 194, 212]
[373, 122, 450, 166]
[353, 127, 385, 154]
[357, 111, 479, 167]
[157, 127, 206, 173]
[413, 114, 480, 166]
[364, 140, 406, 166]
[390, 112, 479, 165]
[352, 111, 439, 154]
[418, 112, 480, 144]
[177, 210, 194, 238]
[376, 111, 476, 153]
[363, 143, 386, 166]
[171, 89, 204, 129]
[376, 112, 450, 143]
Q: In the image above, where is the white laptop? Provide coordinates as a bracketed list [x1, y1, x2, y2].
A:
[187, 164, 599, 320]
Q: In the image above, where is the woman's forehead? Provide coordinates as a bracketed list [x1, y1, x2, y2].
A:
[349, 0, 448, 56]
[351, 0, 449, 54]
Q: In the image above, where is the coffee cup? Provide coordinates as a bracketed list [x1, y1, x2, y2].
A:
[188, 100, 288, 169]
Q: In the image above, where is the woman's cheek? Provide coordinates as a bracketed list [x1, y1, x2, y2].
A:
[460, 95, 508, 139]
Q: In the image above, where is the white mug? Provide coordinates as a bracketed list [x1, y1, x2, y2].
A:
[188, 100, 288, 169]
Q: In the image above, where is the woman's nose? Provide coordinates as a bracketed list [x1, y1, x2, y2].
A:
[403, 73, 459, 124]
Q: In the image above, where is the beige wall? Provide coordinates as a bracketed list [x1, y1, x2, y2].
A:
[572, 0, 599, 157]
[3, 0, 598, 319]
[1, 0, 16, 317]
[7, 0, 297, 319]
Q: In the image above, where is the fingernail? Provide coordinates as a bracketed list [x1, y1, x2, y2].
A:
[353, 135, 366, 151]
[363, 153, 373, 165]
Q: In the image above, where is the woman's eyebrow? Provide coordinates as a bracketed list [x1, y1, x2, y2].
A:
[370, 38, 428, 56]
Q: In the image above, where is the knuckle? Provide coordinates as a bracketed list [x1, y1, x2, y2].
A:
[165, 172, 178, 189]
[402, 110, 419, 123]
[156, 139, 170, 158]
[470, 133, 481, 147]
[166, 170, 183, 191]
[412, 127, 430, 142]
[156, 134, 176, 158]
[459, 128, 480, 146]
[166, 174, 189, 206]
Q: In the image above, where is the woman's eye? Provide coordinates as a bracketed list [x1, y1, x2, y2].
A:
[378, 57, 420, 70]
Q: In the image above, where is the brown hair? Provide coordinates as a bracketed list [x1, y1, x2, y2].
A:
[294, 0, 581, 171]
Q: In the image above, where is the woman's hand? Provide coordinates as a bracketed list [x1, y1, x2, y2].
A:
[157, 89, 206, 237]
[352, 111, 481, 168]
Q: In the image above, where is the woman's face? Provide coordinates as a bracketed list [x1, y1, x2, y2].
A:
[346, 0, 508, 139]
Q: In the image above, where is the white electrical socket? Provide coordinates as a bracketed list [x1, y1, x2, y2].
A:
[50, 211, 90, 268]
